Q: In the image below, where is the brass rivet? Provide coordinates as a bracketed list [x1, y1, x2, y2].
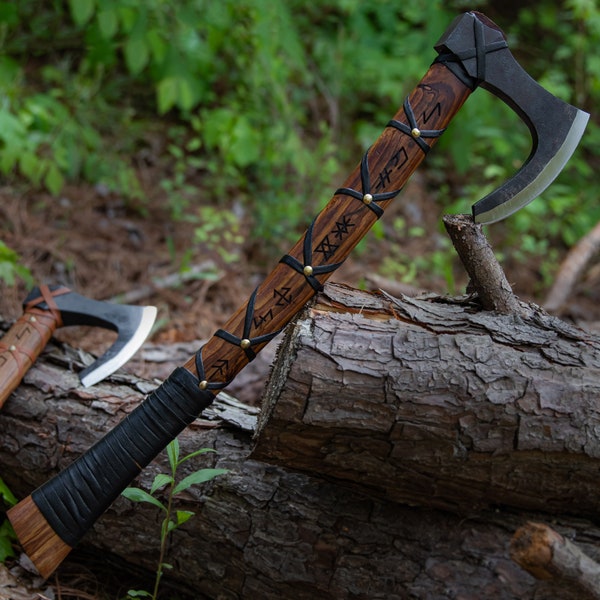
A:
[8, 345, 16, 352]
[303, 265, 314, 277]
[240, 338, 251, 350]
[411, 127, 421, 138]
[29, 315, 37, 322]
[199, 380, 208, 390]
[363, 193, 373, 205]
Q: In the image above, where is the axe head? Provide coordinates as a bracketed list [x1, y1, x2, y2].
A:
[24, 286, 157, 387]
[435, 11, 589, 224]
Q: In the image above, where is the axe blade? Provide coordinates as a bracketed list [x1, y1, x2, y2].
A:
[78, 304, 157, 387]
[24, 286, 157, 387]
[435, 11, 590, 224]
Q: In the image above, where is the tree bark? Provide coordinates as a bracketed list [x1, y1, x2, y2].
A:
[1, 312, 600, 599]
[253, 282, 600, 518]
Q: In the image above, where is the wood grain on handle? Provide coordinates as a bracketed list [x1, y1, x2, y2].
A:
[0, 307, 61, 408]
[184, 62, 472, 387]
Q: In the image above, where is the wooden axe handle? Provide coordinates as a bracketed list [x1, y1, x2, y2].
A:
[8, 62, 473, 578]
[185, 62, 471, 385]
[0, 299, 63, 408]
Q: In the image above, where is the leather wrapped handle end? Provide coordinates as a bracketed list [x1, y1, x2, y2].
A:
[8, 367, 213, 575]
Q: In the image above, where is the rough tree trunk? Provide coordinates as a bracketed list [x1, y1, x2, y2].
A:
[1, 298, 600, 599]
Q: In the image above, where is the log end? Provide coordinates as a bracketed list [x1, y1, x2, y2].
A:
[7, 495, 72, 579]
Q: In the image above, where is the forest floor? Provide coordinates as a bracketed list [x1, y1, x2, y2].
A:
[1, 166, 599, 599]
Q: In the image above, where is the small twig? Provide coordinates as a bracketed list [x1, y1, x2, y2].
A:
[544, 220, 600, 314]
[510, 522, 600, 599]
[109, 261, 221, 304]
[443, 213, 526, 315]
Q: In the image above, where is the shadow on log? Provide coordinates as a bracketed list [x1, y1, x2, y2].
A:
[1, 297, 600, 598]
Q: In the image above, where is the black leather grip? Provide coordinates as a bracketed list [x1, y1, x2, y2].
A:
[31, 367, 213, 547]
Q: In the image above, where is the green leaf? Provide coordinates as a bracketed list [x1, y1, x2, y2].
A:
[176, 510, 194, 525]
[0, 535, 15, 562]
[175, 76, 196, 112]
[126, 590, 153, 598]
[121, 487, 167, 512]
[146, 29, 167, 63]
[124, 35, 149, 75]
[178, 447, 216, 466]
[19, 151, 41, 183]
[0, 520, 16, 561]
[166, 519, 178, 534]
[167, 439, 179, 473]
[0, 476, 17, 506]
[97, 8, 119, 39]
[44, 162, 64, 196]
[173, 468, 228, 496]
[69, 0, 95, 26]
[117, 6, 137, 33]
[0, 241, 32, 286]
[157, 77, 178, 114]
[229, 117, 261, 167]
[150, 473, 173, 495]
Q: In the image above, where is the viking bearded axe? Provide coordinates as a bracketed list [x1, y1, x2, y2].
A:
[8, 12, 589, 578]
[0, 285, 157, 407]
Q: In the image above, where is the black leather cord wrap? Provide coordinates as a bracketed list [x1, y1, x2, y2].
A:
[32, 367, 213, 547]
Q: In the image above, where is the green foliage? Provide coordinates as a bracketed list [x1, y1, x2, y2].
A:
[122, 439, 228, 600]
[0, 0, 598, 286]
[0, 476, 17, 563]
[0, 241, 32, 286]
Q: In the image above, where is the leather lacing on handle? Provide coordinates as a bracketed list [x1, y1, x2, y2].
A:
[194, 286, 285, 391]
[387, 97, 446, 155]
[0, 285, 70, 379]
[280, 216, 345, 292]
[335, 148, 401, 219]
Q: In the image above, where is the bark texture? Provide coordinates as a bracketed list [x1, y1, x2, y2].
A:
[1, 306, 600, 599]
[253, 283, 600, 518]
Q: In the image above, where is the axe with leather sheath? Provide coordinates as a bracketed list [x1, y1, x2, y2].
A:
[0, 284, 157, 407]
[8, 12, 590, 577]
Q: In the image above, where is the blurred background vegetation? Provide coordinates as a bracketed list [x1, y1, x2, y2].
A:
[0, 0, 597, 294]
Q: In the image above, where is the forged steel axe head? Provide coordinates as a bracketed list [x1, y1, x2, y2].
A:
[24, 286, 157, 387]
[435, 11, 589, 224]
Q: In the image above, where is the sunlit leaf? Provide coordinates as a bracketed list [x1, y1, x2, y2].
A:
[176, 510, 194, 525]
[173, 468, 228, 496]
[150, 473, 173, 494]
[69, 0, 95, 26]
[121, 487, 166, 512]
[0, 476, 16, 506]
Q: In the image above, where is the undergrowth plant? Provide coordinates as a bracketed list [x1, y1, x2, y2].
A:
[0, 476, 17, 563]
[121, 439, 228, 600]
[0, 0, 597, 286]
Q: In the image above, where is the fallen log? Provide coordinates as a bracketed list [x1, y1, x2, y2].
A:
[253, 282, 600, 518]
[1, 311, 600, 599]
